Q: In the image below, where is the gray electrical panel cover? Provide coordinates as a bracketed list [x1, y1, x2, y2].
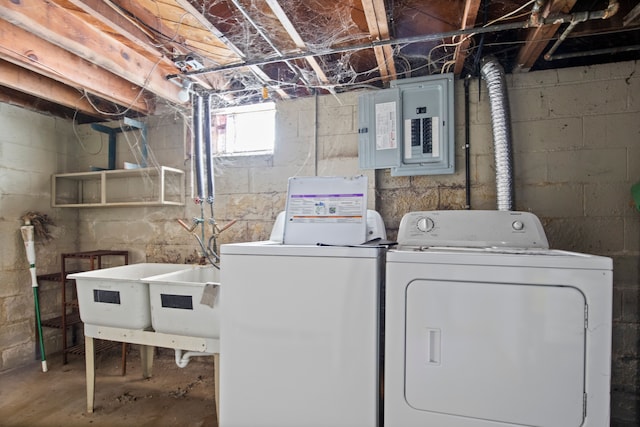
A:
[358, 88, 401, 169]
[358, 73, 454, 176]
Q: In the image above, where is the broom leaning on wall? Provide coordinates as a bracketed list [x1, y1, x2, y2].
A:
[19, 212, 54, 373]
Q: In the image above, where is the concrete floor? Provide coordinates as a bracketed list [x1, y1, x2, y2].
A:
[0, 346, 218, 427]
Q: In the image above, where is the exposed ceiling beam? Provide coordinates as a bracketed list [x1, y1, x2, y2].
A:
[173, 0, 246, 60]
[110, 0, 187, 45]
[361, 0, 397, 82]
[0, 0, 184, 104]
[224, 0, 312, 97]
[61, 0, 170, 61]
[62, 0, 213, 90]
[513, 0, 578, 73]
[0, 19, 151, 114]
[0, 60, 107, 119]
[250, 65, 290, 99]
[624, 2, 640, 27]
[264, 0, 331, 86]
[175, 0, 289, 99]
[0, 85, 98, 122]
[250, 69, 290, 100]
[452, 0, 481, 75]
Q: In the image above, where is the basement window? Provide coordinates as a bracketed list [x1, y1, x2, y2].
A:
[212, 102, 276, 156]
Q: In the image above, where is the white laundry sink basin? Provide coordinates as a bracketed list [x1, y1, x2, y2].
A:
[146, 266, 221, 339]
[69, 263, 195, 329]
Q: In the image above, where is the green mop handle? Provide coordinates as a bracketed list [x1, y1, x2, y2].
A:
[21, 226, 48, 373]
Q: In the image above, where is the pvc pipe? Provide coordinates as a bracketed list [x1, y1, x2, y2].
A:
[174, 349, 214, 368]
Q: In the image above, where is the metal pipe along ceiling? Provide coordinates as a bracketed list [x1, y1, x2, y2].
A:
[544, 0, 619, 61]
[169, 3, 623, 80]
[480, 56, 514, 211]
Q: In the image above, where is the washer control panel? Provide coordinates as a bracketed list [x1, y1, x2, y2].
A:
[416, 216, 435, 232]
[397, 210, 549, 249]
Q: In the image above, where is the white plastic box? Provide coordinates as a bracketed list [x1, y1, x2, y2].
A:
[69, 263, 194, 329]
[147, 266, 221, 339]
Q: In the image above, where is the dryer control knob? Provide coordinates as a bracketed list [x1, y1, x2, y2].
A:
[417, 217, 435, 232]
[512, 220, 524, 231]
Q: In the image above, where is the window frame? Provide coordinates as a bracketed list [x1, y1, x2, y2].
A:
[211, 102, 276, 157]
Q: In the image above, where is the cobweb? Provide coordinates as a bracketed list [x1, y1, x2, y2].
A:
[185, 0, 379, 102]
[68, 0, 537, 187]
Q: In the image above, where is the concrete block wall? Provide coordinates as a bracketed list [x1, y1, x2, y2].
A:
[507, 64, 639, 426]
[68, 95, 371, 263]
[376, 60, 640, 426]
[0, 103, 78, 370]
[71, 112, 203, 265]
[212, 93, 374, 245]
[68, 93, 374, 259]
[1, 59, 638, 425]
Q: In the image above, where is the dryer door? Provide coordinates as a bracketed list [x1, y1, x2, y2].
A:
[405, 280, 586, 427]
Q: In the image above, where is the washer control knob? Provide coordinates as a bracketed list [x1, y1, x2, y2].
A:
[512, 220, 524, 231]
[417, 217, 435, 232]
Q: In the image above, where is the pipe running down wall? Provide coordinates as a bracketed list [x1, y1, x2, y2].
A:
[192, 93, 205, 202]
[480, 56, 514, 211]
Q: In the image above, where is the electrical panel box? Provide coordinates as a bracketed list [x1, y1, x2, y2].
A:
[358, 88, 401, 169]
[358, 73, 454, 176]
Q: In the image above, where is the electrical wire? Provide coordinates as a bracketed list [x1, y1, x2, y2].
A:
[484, 0, 537, 27]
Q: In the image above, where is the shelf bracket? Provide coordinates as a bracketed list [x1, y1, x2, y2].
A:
[91, 117, 148, 170]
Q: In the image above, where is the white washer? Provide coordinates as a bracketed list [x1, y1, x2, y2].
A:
[220, 241, 385, 427]
[385, 210, 612, 427]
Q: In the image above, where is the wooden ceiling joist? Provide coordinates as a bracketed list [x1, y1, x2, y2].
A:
[110, 0, 187, 46]
[174, 0, 245, 60]
[264, 0, 330, 86]
[0, 20, 151, 114]
[513, 0, 578, 73]
[176, 0, 289, 99]
[361, 0, 397, 82]
[64, 0, 217, 90]
[61, 0, 171, 61]
[0, 60, 106, 119]
[452, 0, 481, 75]
[0, 0, 183, 104]
[0, 0, 638, 121]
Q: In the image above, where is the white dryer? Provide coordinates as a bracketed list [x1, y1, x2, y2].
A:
[384, 210, 612, 427]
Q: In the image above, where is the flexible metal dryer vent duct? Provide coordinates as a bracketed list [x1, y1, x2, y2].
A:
[481, 56, 514, 211]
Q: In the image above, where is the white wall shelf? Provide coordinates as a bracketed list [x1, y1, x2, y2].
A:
[52, 166, 185, 207]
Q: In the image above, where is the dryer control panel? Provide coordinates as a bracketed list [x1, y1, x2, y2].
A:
[397, 210, 549, 249]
